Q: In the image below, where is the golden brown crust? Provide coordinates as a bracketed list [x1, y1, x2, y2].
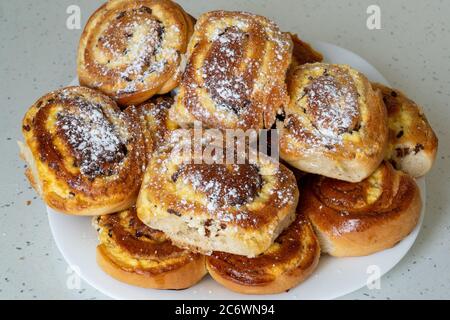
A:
[302, 162, 421, 257]
[206, 213, 320, 294]
[77, 0, 194, 105]
[289, 33, 323, 67]
[170, 10, 293, 130]
[96, 246, 206, 289]
[125, 95, 178, 164]
[279, 63, 388, 182]
[137, 130, 299, 257]
[95, 207, 206, 289]
[372, 83, 438, 177]
[20, 86, 145, 215]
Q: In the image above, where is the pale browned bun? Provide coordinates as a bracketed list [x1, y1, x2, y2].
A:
[206, 212, 320, 294]
[170, 10, 293, 130]
[94, 207, 206, 289]
[372, 83, 438, 177]
[302, 161, 421, 257]
[77, 0, 194, 106]
[125, 95, 179, 164]
[279, 63, 388, 182]
[19, 86, 145, 216]
[289, 33, 323, 67]
[137, 130, 299, 258]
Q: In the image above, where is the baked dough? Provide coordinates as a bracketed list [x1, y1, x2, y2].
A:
[137, 131, 299, 257]
[206, 212, 320, 294]
[302, 161, 421, 257]
[373, 83, 438, 177]
[77, 0, 194, 105]
[19, 86, 145, 215]
[126, 95, 178, 164]
[169, 10, 293, 130]
[289, 33, 323, 67]
[279, 63, 388, 182]
[94, 207, 206, 289]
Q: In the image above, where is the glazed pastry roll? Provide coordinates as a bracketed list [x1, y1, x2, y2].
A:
[279, 63, 388, 182]
[170, 10, 293, 130]
[206, 212, 320, 295]
[78, 0, 194, 105]
[302, 161, 421, 257]
[137, 132, 299, 258]
[289, 33, 323, 67]
[372, 83, 438, 177]
[126, 96, 178, 163]
[19, 86, 146, 215]
[94, 207, 206, 289]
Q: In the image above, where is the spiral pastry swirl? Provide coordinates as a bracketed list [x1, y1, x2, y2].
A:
[279, 63, 388, 182]
[77, 0, 194, 106]
[206, 212, 320, 294]
[19, 86, 145, 215]
[372, 83, 438, 177]
[302, 161, 421, 257]
[94, 207, 206, 289]
[170, 11, 293, 130]
[137, 131, 299, 257]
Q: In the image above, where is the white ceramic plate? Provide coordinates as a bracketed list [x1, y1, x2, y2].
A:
[48, 42, 425, 300]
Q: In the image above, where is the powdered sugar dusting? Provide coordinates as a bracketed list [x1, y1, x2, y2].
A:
[87, 6, 181, 95]
[118, 19, 163, 77]
[174, 163, 262, 211]
[56, 94, 126, 178]
[284, 68, 361, 151]
[203, 27, 252, 115]
[177, 11, 292, 129]
[306, 74, 359, 138]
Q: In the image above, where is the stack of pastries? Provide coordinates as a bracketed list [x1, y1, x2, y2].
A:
[19, 0, 438, 295]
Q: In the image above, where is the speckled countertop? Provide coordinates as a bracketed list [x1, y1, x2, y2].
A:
[1, 0, 449, 300]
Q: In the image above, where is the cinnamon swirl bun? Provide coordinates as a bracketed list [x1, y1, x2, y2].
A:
[77, 0, 194, 106]
[279, 63, 388, 182]
[94, 207, 206, 289]
[373, 83, 438, 177]
[137, 131, 299, 257]
[302, 161, 421, 257]
[19, 86, 145, 215]
[206, 212, 320, 294]
[169, 10, 293, 130]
